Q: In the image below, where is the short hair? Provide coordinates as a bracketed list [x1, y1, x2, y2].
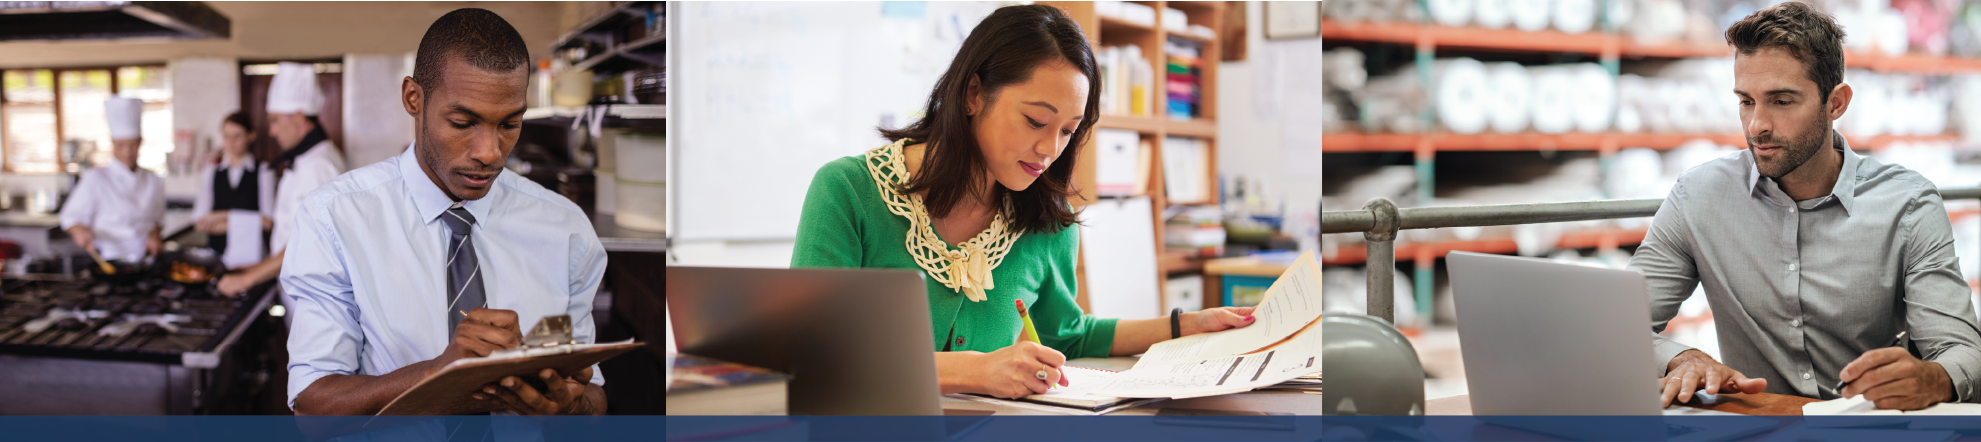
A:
[411, 8, 530, 100]
[1724, 1, 1846, 103]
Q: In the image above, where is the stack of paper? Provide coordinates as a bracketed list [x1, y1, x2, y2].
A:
[1804, 396, 1981, 431]
[954, 366, 1161, 415]
[1086, 252, 1325, 399]
[1260, 372, 1322, 394]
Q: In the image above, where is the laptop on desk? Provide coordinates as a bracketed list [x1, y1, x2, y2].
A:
[1446, 252, 1777, 441]
[668, 266, 943, 416]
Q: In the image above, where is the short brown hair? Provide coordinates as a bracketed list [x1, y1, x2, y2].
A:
[1724, 1, 1846, 103]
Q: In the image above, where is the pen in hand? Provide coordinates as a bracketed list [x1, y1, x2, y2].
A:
[1835, 331, 1908, 394]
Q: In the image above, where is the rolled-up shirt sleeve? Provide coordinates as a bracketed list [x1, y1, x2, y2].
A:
[1899, 188, 1981, 402]
[1630, 182, 1705, 376]
[281, 195, 362, 411]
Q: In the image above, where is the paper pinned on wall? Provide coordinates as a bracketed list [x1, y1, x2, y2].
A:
[1079, 197, 1161, 320]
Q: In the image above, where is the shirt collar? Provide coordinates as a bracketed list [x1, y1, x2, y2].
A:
[1747, 129, 1858, 214]
[104, 158, 138, 178]
[398, 143, 494, 226]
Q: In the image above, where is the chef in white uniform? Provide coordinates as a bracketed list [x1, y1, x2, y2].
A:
[60, 97, 165, 262]
[216, 62, 348, 296]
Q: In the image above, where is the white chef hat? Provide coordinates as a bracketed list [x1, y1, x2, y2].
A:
[265, 62, 321, 116]
[105, 97, 143, 141]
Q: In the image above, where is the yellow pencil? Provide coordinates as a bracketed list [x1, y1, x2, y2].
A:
[1015, 299, 1041, 345]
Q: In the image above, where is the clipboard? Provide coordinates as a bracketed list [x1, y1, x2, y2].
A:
[373, 339, 643, 416]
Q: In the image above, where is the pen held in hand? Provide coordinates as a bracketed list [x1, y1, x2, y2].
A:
[1836, 331, 1907, 393]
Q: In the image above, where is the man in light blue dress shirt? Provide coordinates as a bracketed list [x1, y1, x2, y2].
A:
[1645, 2, 1981, 411]
[283, 8, 608, 416]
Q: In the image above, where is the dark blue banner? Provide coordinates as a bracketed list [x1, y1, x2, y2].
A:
[0, 416, 662, 442]
[664, 415, 1981, 441]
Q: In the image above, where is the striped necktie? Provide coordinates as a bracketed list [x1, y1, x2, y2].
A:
[443, 206, 485, 330]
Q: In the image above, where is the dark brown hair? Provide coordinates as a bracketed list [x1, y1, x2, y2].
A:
[1725, 1, 1846, 103]
[880, 4, 1100, 235]
[221, 111, 251, 133]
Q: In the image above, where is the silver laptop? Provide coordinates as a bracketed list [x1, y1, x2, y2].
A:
[1447, 252, 1775, 440]
[667, 266, 941, 416]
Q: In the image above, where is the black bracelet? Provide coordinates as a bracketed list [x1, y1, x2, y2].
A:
[1170, 308, 1183, 339]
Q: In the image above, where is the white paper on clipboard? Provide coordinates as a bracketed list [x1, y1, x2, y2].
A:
[222, 210, 264, 268]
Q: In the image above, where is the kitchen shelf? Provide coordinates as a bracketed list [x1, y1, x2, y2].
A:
[523, 104, 666, 120]
[551, 1, 662, 51]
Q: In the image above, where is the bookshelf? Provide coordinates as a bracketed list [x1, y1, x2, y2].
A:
[1044, 1, 1227, 312]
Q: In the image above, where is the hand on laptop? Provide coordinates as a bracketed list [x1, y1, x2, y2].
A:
[1660, 349, 1768, 406]
[1838, 347, 1952, 410]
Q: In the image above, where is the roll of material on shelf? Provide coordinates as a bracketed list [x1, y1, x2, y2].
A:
[1898, 0, 1950, 56]
[1434, 58, 1492, 135]
[1428, 0, 1474, 27]
[1645, 58, 1738, 134]
[1614, 74, 1648, 133]
[1628, 0, 1686, 45]
[1605, 0, 1634, 29]
[1842, 71, 1888, 137]
[1476, 0, 1514, 28]
[1605, 147, 1667, 200]
[1325, 47, 1367, 91]
[1665, 81, 1709, 134]
[1511, 0, 1552, 32]
[1956, 76, 1981, 144]
[1485, 61, 1533, 133]
[1552, 0, 1598, 34]
[1360, 73, 1430, 134]
[1528, 65, 1575, 134]
[1877, 7, 1912, 55]
[1568, 63, 1615, 133]
[1840, 8, 1875, 52]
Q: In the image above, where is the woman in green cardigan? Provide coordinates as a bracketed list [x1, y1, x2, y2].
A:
[791, 5, 1257, 400]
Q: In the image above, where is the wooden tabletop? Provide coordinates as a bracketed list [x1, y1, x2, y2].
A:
[1426, 392, 1822, 416]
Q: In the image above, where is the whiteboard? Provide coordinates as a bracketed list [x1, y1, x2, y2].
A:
[672, 1, 999, 241]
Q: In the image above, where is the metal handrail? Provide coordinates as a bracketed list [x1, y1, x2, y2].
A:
[1321, 187, 1981, 323]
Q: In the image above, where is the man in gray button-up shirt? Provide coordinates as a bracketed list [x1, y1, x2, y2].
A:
[1638, 2, 1981, 411]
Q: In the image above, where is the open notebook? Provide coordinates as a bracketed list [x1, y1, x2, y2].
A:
[961, 365, 1159, 414]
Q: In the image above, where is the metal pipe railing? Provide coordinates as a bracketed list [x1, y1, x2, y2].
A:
[1322, 187, 1981, 324]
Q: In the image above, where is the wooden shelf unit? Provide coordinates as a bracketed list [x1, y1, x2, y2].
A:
[1045, 1, 1226, 312]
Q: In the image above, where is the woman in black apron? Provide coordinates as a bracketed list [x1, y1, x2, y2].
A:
[192, 112, 276, 266]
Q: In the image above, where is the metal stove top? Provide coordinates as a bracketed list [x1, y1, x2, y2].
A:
[0, 278, 261, 365]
